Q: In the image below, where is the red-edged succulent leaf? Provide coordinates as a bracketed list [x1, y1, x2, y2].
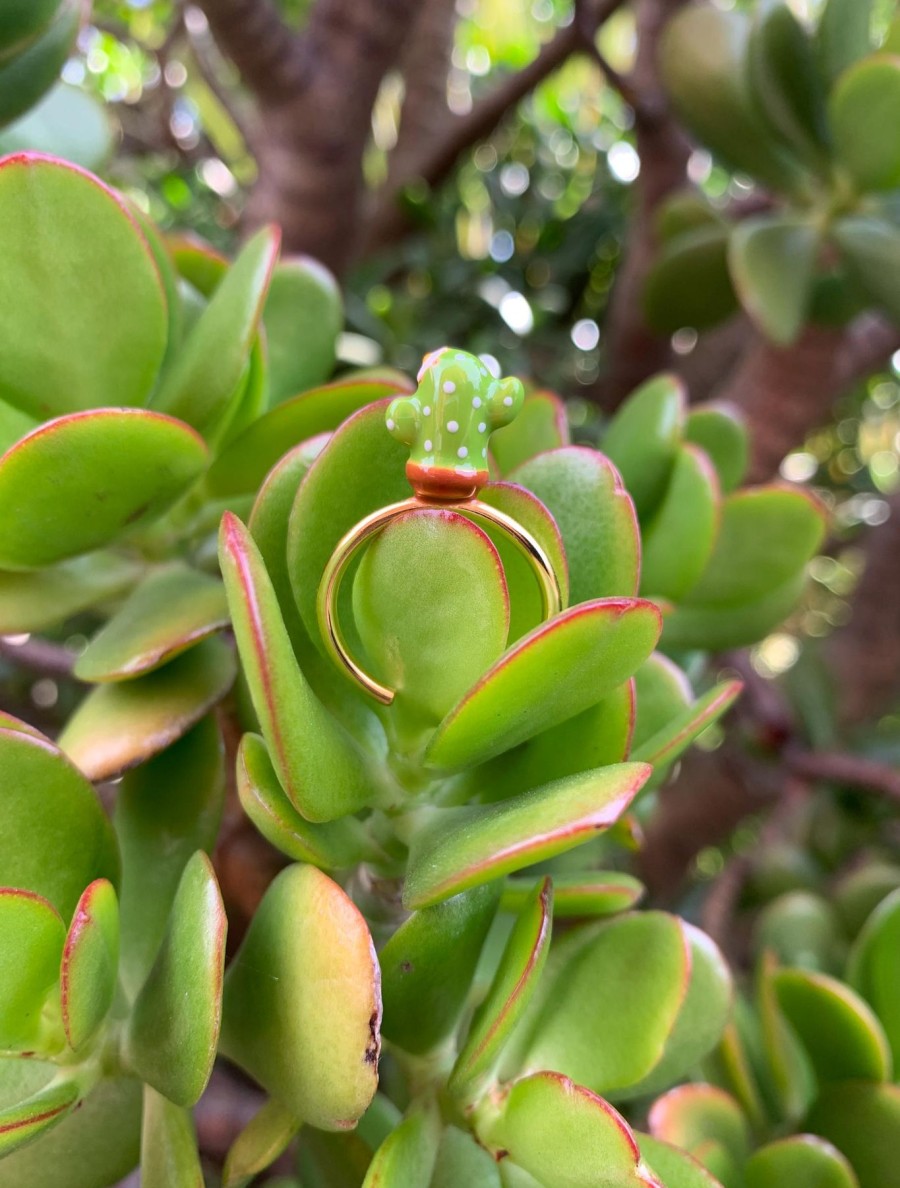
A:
[0, 887, 65, 1051]
[639, 1133, 725, 1188]
[0, 409, 208, 569]
[684, 403, 747, 493]
[404, 763, 650, 909]
[425, 600, 661, 772]
[219, 511, 374, 822]
[511, 447, 639, 603]
[74, 564, 229, 682]
[140, 1086, 203, 1188]
[59, 879, 119, 1052]
[0, 1076, 79, 1158]
[220, 864, 381, 1129]
[602, 373, 686, 519]
[431, 1125, 502, 1188]
[745, 1135, 860, 1188]
[848, 888, 900, 1067]
[640, 444, 720, 602]
[362, 1106, 441, 1188]
[125, 852, 226, 1107]
[631, 680, 743, 774]
[501, 871, 644, 918]
[222, 1097, 300, 1188]
[805, 1081, 900, 1188]
[263, 255, 343, 403]
[59, 636, 236, 782]
[648, 1084, 750, 1167]
[490, 388, 570, 474]
[0, 552, 140, 634]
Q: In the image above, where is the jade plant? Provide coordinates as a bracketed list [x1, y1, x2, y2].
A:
[645, 0, 900, 345]
[0, 150, 839, 1186]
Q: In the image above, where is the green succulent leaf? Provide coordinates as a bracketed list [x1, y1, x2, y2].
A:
[510, 447, 638, 603]
[817, 0, 873, 82]
[638, 1134, 724, 1188]
[0, 4, 81, 127]
[501, 871, 643, 918]
[729, 216, 820, 345]
[640, 444, 720, 601]
[662, 570, 808, 651]
[380, 884, 499, 1055]
[425, 600, 661, 772]
[0, 888, 64, 1051]
[647, 1084, 751, 1168]
[153, 225, 280, 432]
[223, 1097, 300, 1188]
[0, 409, 208, 569]
[477, 1072, 658, 1188]
[219, 512, 375, 821]
[0, 152, 167, 417]
[0, 551, 140, 633]
[263, 256, 342, 402]
[0, 84, 111, 171]
[831, 216, 900, 322]
[0, 0, 61, 52]
[125, 852, 226, 1107]
[220, 864, 381, 1129]
[631, 680, 743, 775]
[0, 727, 119, 919]
[450, 877, 553, 1097]
[757, 952, 817, 1123]
[601, 374, 685, 519]
[404, 764, 650, 909]
[754, 891, 843, 973]
[362, 1106, 441, 1188]
[0, 1076, 79, 1158]
[140, 1086, 203, 1188]
[848, 888, 900, 1067]
[745, 1135, 860, 1188]
[114, 716, 224, 995]
[59, 636, 236, 782]
[805, 1081, 900, 1188]
[74, 564, 229, 682]
[59, 878, 118, 1052]
[643, 226, 738, 335]
[772, 967, 892, 1083]
[431, 1125, 502, 1188]
[490, 389, 569, 474]
[509, 912, 690, 1095]
[208, 377, 411, 498]
[167, 232, 227, 294]
[684, 404, 747, 494]
[830, 54, 900, 192]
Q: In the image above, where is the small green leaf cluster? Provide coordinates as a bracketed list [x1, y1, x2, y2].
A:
[648, 0, 900, 345]
[0, 150, 835, 1186]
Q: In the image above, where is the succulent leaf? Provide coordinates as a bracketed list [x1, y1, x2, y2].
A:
[59, 878, 119, 1052]
[0, 887, 65, 1051]
[263, 256, 343, 402]
[140, 1086, 204, 1188]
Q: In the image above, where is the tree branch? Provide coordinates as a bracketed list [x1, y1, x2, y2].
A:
[196, 0, 305, 104]
[785, 748, 900, 805]
[0, 635, 78, 678]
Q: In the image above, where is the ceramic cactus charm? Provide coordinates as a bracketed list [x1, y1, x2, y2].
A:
[385, 346, 525, 499]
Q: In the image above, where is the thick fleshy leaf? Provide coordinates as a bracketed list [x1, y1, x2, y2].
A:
[631, 681, 743, 773]
[59, 636, 235, 782]
[115, 716, 224, 995]
[684, 403, 747, 494]
[0, 1076, 79, 1158]
[490, 390, 569, 474]
[221, 864, 380, 1128]
[0, 409, 208, 569]
[602, 374, 685, 519]
[510, 912, 689, 1094]
[0, 728, 119, 918]
[832, 216, 900, 322]
[223, 1097, 299, 1188]
[647, 1084, 750, 1167]
[353, 509, 509, 731]
[362, 1107, 441, 1188]
[125, 852, 226, 1107]
[501, 871, 643, 918]
[380, 884, 499, 1055]
[450, 877, 552, 1098]
[511, 448, 638, 602]
[432, 1125, 502, 1188]
[153, 225, 279, 431]
[59, 879, 118, 1051]
[219, 512, 373, 821]
[0, 398, 35, 453]
[0, 4, 80, 127]
[754, 891, 843, 972]
[745, 1135, 859, 1188]
[640, 444, 719, 600]
[632, 653, 691, 750]
[167, 233, 227, 294]
[263, 256, 342, 402]
[639, 1134, 724, 1188]
[730, 216, 820, 345]
[830, 55, 900, 192]
[141, 1087, 203, 1188]
[0, 1071, 141, 1188]
[643, 227, 738, 335]
[0, 152, 167, 418]
[208, 378, 411, 497]
[237, 733, 374, 870]
[74, 564, 228, 681]
[758, 952, 817, 1123]
[836, 865, 900, 938]
[848, 888, 900, 1066]
[817, 0, 873, 82]
[404, 764, 650, 910]
[0, 0, 60, 50]
[477, 1072, 657, 1188]
[287, 401, 411, 647]
[0, 888, 65, 1051]
[683, 487, 826, 607]
[747, 3, 828, 161]
[772, 968, 892, 1083]
[662, 570, 807, 651]
[425, 600, 660, 772]
[805, 1081, 900, 1188]
[0, 84, 111, 171]
[0, 551, 139, 633]
[659, 6, 804, 192]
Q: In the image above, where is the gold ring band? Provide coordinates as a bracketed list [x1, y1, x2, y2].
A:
[316, 496, 563, 705]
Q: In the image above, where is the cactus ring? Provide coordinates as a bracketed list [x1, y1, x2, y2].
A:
[317, 348, 564, 704]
